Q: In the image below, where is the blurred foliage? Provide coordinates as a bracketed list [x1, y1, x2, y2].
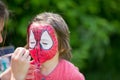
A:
[2, 0, 120, 80]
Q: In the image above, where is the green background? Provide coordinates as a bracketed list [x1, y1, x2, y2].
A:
[2, 0, 120, 80]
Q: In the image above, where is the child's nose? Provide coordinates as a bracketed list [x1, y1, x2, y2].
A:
[35, 42, 40, 49]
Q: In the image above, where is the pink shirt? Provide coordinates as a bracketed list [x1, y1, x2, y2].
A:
[27, 59, 85, 80]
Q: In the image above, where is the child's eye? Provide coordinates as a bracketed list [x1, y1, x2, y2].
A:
[31, 42, 36, 44]
[29, 30, 36, 49]
[40, 30, 53, 49]
[42, 42, 48, 45]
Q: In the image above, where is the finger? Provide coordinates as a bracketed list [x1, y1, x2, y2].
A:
[29, 64, 36, 69]
[25, 74, 34, 79]
[27, 69, 35, 76]
[27, 55, 31, 62]
[12, 48, 20, 58]
[22, 50, 30, 59]
[27, 65, 36, 74]
[16, 48, 26, 58]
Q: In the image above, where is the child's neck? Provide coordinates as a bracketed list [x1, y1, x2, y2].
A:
[40, 53, 59, 76]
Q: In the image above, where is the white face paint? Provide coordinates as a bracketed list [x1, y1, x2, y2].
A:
[29, 30, 53, 50]
[40, 31, 53, 50]
[29, 30, 36, 49]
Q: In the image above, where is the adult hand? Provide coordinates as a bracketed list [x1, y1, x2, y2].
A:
[25, 64, 36, 80]
[25, 64, 41, 80]
[11, 47, 31, 80]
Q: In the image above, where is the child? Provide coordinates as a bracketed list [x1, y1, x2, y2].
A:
[24, 12, 85, 80]
[10, 12, 85, 80]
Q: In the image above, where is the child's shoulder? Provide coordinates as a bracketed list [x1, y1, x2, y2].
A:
[58, 59, 85, 80]
[59, 59, 76, 68]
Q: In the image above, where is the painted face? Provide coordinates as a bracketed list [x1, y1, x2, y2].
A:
[28, 23, 58, 66]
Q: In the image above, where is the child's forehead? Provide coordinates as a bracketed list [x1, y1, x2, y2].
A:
[29, 22, 53, 30]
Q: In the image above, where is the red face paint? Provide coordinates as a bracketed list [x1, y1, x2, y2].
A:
[28, 23, 58, 67]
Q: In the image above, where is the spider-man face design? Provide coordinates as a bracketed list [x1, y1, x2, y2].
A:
[28, 23, 58, 66]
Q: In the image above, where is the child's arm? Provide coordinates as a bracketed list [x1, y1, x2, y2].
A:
[0, 67, 11, 80]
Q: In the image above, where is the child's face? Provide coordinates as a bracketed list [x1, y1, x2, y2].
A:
[28, 23, 58, 66]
